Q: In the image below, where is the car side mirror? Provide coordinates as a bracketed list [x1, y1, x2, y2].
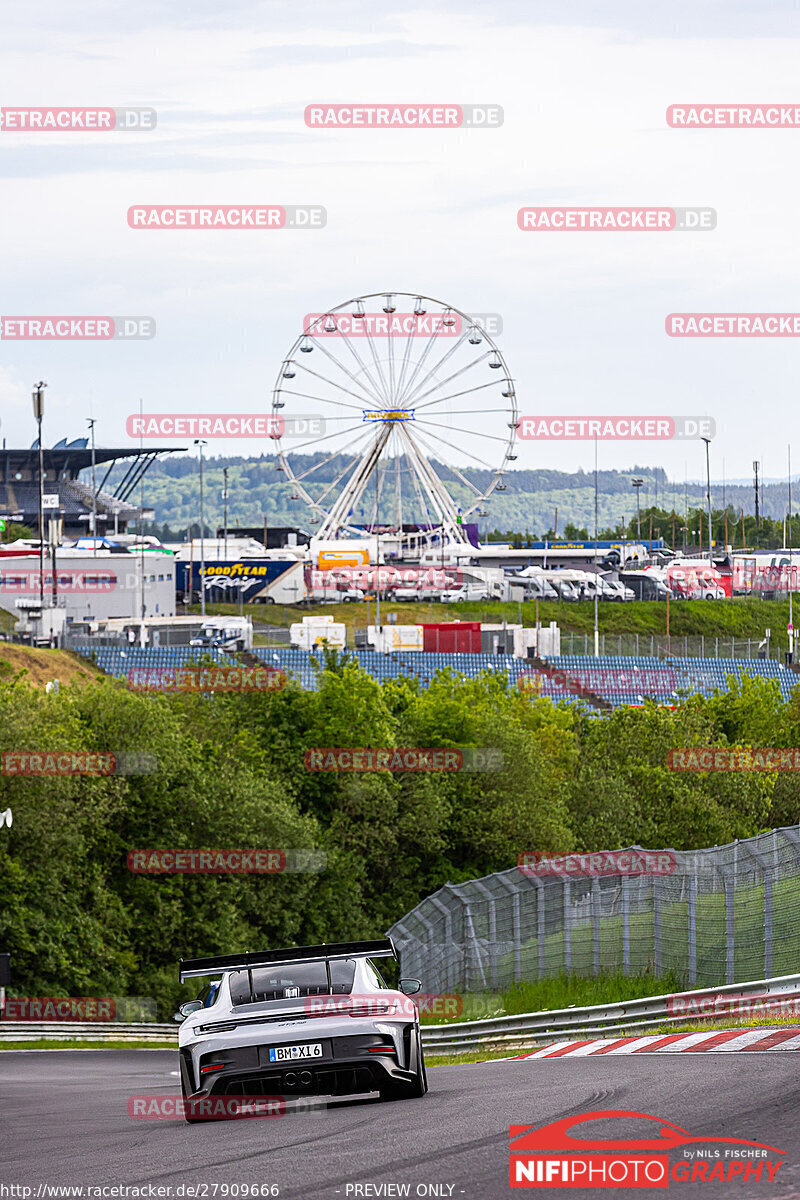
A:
[178, 999, 204, 1019]
[398, 979, 422, 995]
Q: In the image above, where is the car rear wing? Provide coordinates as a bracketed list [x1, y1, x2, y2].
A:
[179, 939, 396, 982]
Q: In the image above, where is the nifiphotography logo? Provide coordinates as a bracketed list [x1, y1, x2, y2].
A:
[509, 1110, 785, 1188]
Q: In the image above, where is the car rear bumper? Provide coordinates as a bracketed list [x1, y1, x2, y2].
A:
[181, 1025, 421, 1100]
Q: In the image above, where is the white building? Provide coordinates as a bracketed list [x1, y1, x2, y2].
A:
[0, 546, 176, 626]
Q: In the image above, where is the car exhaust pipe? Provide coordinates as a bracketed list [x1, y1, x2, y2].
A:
[298, 1071, 312, 1087]
[283, 1072, 297, 1088]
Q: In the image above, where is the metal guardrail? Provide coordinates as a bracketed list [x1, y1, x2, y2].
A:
[0, 1022, 177, 1042]
[419, 972, 800, 1054]
[3, 973, 799, 1050]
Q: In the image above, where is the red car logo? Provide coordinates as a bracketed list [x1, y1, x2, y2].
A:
[510, 1110, 783, 1155]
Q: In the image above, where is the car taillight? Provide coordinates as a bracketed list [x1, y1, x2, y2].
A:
[349, 1002, 397, 1017]
[200, 1063, 226, 1074]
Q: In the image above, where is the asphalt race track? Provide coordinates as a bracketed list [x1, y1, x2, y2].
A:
[2, 1050, 800, 1198]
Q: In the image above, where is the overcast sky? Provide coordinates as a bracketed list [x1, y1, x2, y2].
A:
[2, 0, 799, 495]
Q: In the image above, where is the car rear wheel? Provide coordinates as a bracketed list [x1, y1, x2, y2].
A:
[180, 1059, 210, 1124]
[379, 1028, 428, 1101]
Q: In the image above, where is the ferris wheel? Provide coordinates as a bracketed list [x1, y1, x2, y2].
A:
[271, 292, 518, 549]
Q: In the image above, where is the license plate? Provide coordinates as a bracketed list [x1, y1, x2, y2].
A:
[268, 1043, 323, 1063]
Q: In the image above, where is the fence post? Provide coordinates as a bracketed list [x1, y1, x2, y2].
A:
[463, 903, 488, 991]
[563, 879, 571, 972]
[513, 888, 522, 983]
[438, 894, 462, 990]
[636, 633, 639, 656]
[720, 864, 735, 985]
[687, 874, 697, 986]
[764, 871, 773, 980]
[715, 637, 718, 658]
[622, 876, 630, 975]
[592, 878, 601, 977]
[472, 880, 499, 989]
[538, 880, 546, 979]
[653, 877, 662, 975]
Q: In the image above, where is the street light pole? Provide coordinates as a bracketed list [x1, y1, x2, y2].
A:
[32, 382, 47, 608]
[194, 440, 207, 616]
[222, 466, 229, 560]
[594, 438, 599, 657]
[87, 417, 97, 557]
[702, 437, 713, 566]
[632, 478, 643, 546]
[790, 445, 794, 660]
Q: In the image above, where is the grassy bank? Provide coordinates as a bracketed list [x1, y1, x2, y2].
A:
[418, 971, 686, 1025]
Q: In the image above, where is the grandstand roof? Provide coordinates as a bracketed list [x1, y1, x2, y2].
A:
[0, 445, 184, 482]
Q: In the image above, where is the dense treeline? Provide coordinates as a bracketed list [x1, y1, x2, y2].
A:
[0, 656, 797, 1014]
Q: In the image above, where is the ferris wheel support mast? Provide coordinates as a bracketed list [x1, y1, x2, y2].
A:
[396, 424, 469, 545]
[315, 424, 393, 541]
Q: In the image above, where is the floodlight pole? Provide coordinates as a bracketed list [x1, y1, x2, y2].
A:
[790, 445, 794, 660]
[194, 440, 207, 615]
[223, 467, 229, 560]
[87, 418, 97, 557]
[594, 438, 599, 657]
[632, 478, 643, 547]
[702, 437, 713, 566]
[32, 383, 47, 608]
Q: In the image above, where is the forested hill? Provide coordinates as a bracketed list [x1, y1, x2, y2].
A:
[91, 455, 782, 538]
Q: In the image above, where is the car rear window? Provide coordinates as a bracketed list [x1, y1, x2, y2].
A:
[228, 959, 357, 1005]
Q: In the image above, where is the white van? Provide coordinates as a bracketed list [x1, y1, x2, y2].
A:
[576, 575, 618, 602]
[520, 576, 559, 601]
[603, 579, 635, 602]
[439, 583, 489, 602]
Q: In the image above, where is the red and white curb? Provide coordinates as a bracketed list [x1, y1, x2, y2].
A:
[504, 1028, 800, 1057]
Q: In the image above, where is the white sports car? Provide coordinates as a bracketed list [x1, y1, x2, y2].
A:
[177, 939, 428, 1122]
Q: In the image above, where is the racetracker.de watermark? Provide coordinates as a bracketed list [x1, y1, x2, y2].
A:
[517, 416, 715, 440]
[127, 848, 326, 874]
[302, 311, 503, 337]
[126, 665, 286, 693]
[0, 107, 156, 130]
[304, 993, 463, 1019]
[667, 313, 800, 336]
[128, 1095, 326, 1120]
[304, 104, 502, 128]
[304, 747, 503, 772]
[518, 207, 715, 231]
[667, 991, 800, 1018]
[1, 996, 115, 1020]
[518, 850, 677, 876]
[0, 751, 157, 775]
[0, 569, 178, 593]
[2, 317, 154, 340]
[125, 414, 324, 439]
[127, 205, 326, 229]
[667, 748, 800, 772]
[667, 104, 800, 127]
